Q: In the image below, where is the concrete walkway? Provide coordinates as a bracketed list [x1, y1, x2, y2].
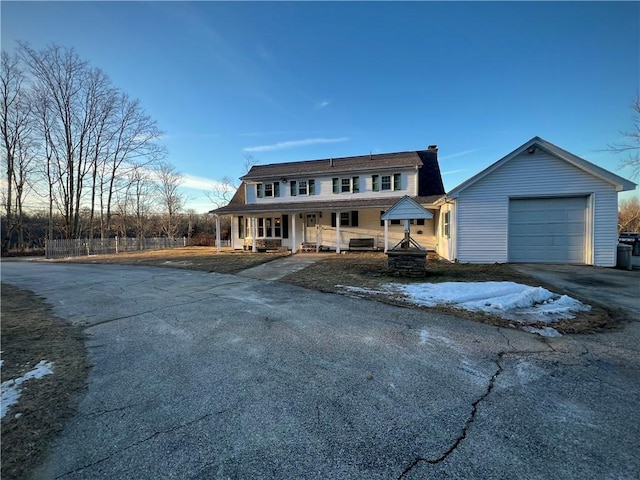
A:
[237, 252, 329, 281]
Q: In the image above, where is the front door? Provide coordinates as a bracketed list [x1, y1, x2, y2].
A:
[305, 214, 317, 244]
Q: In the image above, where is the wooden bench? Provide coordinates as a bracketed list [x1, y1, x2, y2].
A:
[348, 238, 375, 251]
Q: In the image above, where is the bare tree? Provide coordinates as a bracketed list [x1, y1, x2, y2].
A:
[619, 196, 640, 233]
[206, 175, 237, 208]
[607, 94, 640, 179]
[155, 162, 184, 238]
[206, 153, 258, 208]
[19, 43, 93, 239]
[1, 51, 33, 251]
[127, 163, 155, 247]
[98, 92, 165, 239]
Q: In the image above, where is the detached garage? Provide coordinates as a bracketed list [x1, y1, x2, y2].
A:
[435, 137, 636, 266]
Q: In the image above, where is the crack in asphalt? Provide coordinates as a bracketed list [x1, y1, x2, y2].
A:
[55, 412, 217, 479]
[82, 401, 146, 418]
[83, 282, 245, 328]
[396, 352, 506, 479]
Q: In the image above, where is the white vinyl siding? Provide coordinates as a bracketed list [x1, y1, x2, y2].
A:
[248, 169, 417, 205]
[454, 150, 619, 266]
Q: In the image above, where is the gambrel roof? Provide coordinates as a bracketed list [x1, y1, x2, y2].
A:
[241, 150, 425, 180]
[209, 147, 445, 215]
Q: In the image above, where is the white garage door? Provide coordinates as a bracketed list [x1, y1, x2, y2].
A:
[508, 197, 587, 263]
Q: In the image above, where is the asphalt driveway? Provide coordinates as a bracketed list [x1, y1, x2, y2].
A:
[2, 262, 639, 479]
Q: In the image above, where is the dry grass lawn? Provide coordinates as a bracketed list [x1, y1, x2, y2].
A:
[53, 246, 288, 274]
[1, 284, 89, 480]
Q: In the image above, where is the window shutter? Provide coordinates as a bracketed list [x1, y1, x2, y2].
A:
[331, 212, 336, 227]
[332, 178, 339, 194]
[380, 211, 384, 227]
[351, 211, 359, 227]
[393, 173, 401, 191]
[238, 216, 244, 238]
[282, 215, 289, 239]
[257, 184, 263, 198]
[274, 182, 280, 197]
[309, 179, 315, 195]
[372, 175, 379, 192]
[290, 181, 297, 196]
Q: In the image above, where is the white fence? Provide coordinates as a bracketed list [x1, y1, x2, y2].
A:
[45, 237, 195, 259]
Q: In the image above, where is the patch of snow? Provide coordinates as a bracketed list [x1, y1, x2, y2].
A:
[384, 281, 590, 324]
[1, 360, 54, 419]
[522, 326, 563, 338]
[419, 329, 429, 344]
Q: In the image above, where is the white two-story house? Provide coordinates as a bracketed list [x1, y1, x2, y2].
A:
[210, 146, 445, 253]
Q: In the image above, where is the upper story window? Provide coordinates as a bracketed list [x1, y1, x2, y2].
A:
[290, 179, 315, 196]
[372, 173, 401, 192]
[333, 176, 359, 194]
[256, 181, 280, 198]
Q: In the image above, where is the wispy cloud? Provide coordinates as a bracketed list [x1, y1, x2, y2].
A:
[316, 100, 330, 109]
[440, 168, 468, 176]
[243, 137, 349, 153]
[440, 148, 481, 161]
[181, 174, 229, 191]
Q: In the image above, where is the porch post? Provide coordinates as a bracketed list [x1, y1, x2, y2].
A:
[336, 210, 341, 253]
[384, 219, 389, 253]
[251, 217, 257, 253]
[215, 215, 221, 253]
[292, 214, 297, 253]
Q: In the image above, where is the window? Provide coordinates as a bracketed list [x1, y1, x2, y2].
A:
[333, 177, 358, 194]
[331, 211, 359, 227]
[257, 181, 280, 198]
[257, 217, 283, 238]
[372, 173, 401, 192]
[443, 211, 450, 238]
[393, 173, 401, 191]
[291, 179, 315, 196]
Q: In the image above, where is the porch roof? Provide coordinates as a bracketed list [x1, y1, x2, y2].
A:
[209, 195, 443, 216]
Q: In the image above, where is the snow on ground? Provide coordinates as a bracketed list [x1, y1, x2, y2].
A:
[338, 281, 591, 334]
[1, 360, 54, 419]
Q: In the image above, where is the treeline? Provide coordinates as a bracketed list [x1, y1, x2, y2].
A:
[1, 43, 197, 252]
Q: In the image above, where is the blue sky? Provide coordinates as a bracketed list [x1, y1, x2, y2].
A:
[2, 1, 639, 212]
